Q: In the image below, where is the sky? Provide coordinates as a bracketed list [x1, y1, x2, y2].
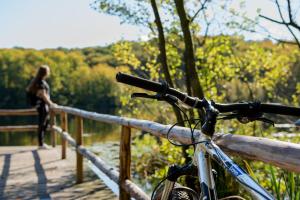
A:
[0, 0, 146, 49]
[0, 0, 298, 49]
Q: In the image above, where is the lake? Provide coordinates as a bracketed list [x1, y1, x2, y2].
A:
[0, 115, 121, 146]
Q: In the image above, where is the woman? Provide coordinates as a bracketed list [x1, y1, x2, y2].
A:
[26, 65, 56, 148]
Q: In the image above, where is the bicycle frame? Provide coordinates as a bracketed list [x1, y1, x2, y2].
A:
[160, 134, 274, 200]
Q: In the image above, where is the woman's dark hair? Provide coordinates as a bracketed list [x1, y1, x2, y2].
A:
[27, 65, 50, 94]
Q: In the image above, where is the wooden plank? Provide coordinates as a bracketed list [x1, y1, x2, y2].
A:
[0, 125, 38, 132]
[76, 116, 83, 184]
[61, 112, 68, 159]
[0, 108, 37, 116]
[0, 146, 117, 199]
[119, 126, 131, 200]
[50, 111, 56, 147]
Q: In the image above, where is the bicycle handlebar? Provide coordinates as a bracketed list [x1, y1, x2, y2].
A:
[116, 72, 300, 117]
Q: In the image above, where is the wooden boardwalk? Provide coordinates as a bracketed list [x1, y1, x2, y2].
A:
[0, 146, 117, 200]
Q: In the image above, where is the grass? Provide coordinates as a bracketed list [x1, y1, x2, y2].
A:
[269, 165, 300, 200]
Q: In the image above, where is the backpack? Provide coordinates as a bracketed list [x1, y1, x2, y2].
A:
[26, 90, 38, 106]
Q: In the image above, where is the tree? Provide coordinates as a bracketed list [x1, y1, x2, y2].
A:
[259, 0, 300, 48]
[93, 0, 212, 121]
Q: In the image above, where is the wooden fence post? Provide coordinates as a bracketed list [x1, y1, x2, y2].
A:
[50, 110, 56, 147]
[61, 112, 68, 159]
[76, 116, 83, 184]
[119, 126, 131, 200]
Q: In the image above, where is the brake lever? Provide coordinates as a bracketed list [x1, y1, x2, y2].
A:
[256, 117, 275, 126]
[219, 113, 275, 126]
[131, 93, 178, 104]
[237, 115, 275, 126]
[218, 113, 240, 120]
[131, 93, 158, 99]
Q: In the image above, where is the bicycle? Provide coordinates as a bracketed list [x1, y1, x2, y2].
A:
[116, 72, 300, 200]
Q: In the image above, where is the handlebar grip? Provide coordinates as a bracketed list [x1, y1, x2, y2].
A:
[216, 103, 300, 117]
[261, 104, 300, 117]
[116, 72, 164, 93]
[116, 72, 202, 108]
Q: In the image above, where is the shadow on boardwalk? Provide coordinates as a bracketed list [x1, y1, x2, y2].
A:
[0, 154, 11, 199]
[0, 146, 117, 200]
[32, 150, 51, 199]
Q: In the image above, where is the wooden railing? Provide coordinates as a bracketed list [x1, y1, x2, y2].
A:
[1, 106, 300, 200]
[0, 109, 38, 132]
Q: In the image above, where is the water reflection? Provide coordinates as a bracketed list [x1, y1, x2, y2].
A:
[0, 117, 120, 146]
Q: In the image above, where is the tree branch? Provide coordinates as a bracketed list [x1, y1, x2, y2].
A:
[274, 0, 300, 46]
[190, 0, 208, 22]
[275, 0, 286, 22]
[259, 14, 286, 25]
[286, 0, 300, 31]
[259, 0, 300, 48]
[287, 0, 293, 23]
[150, 0, 185, 124]
[196, 8, 211, 47]
[285, 25, 300, 48]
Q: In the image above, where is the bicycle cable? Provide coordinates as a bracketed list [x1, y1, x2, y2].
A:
[166, 119, 207, 147]
[166, 101, 206, 148]
[151, 102, 205, 199]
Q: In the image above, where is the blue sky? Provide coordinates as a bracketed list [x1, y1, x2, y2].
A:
[0, 0, 145, 49]
[0, 0, 298, 49]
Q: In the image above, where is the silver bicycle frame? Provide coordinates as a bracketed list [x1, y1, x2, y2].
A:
[160, 134, 274, 200]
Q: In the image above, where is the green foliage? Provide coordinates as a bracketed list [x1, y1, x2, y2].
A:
[131, 134, 185, 191]
[92, 0, 151, 26]
[269, 165, 282, 200]
[0, 47, 119, 113]
[69, 64, 119, 112]
[195, 36, 297, 103]
[268, 166, 300, 200]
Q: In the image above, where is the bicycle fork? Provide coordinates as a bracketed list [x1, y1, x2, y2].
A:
[160, 163, 198, 200]
[160, 143, 217, 200]
[195, 144, 217, 200]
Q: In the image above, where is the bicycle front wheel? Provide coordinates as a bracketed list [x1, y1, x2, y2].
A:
[152, 183, 199, 200]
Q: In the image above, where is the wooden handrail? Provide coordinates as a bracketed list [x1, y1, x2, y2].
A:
[214, 134, 300, 172]
[0, 108, 37, 116]
[52, 105, 300, 173]
[0, 125, 38, 132]
[0, 108, 58, 149]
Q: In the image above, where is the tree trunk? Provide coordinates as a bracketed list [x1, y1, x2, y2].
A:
[150, 0, 184, 124]
[184, 52, 195, 122]
[174, 0, 206, 189]
[174, 0, 205, 120]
